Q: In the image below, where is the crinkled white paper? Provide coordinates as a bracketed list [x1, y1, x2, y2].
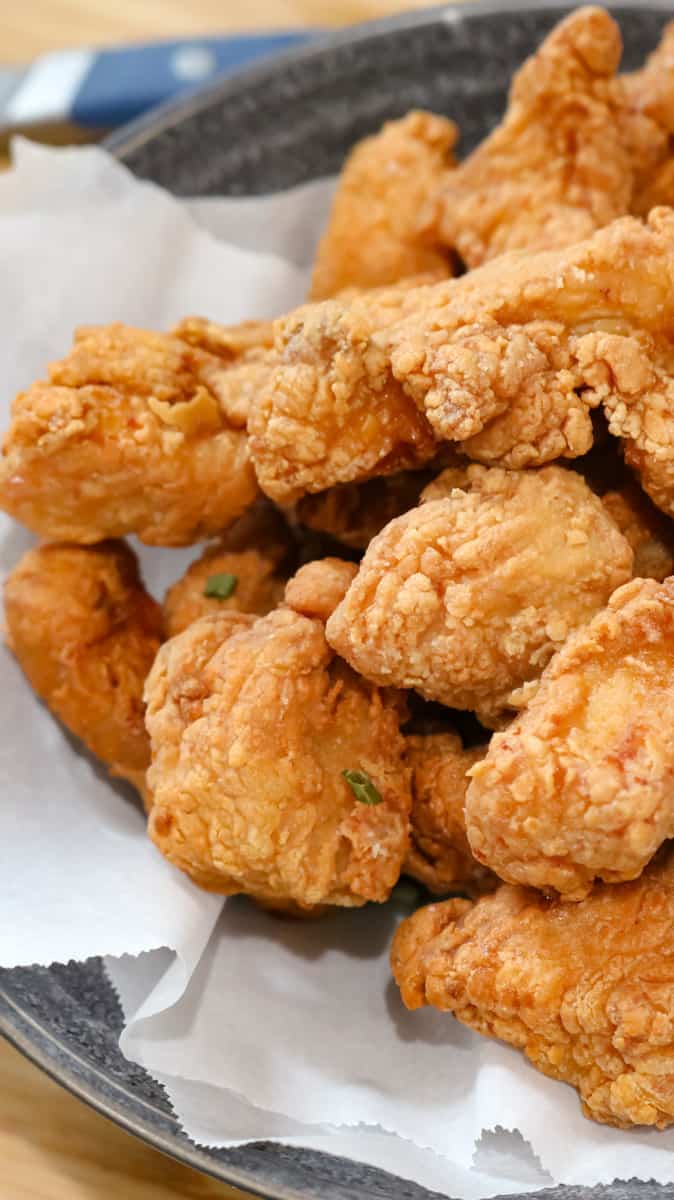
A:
[2, 141, 673, 1198]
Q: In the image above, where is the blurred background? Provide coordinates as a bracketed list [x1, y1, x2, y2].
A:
[0, 1, 458, 1198]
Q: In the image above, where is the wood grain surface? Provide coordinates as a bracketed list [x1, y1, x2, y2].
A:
[0, 2, 451, 1197]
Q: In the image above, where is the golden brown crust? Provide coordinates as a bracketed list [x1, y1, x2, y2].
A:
[283, 558, 358, 624]
[163, 504, 294, 638]
[145, 605, 411, 908]
[466, 577, 674, 898]
[248, 290, 438, 503]
[436, 7, 632, 267]
[0, 324, 259, 545]
[295, 470, 434, 550]
[391, 853, 674, 1129]
[4, 541, 162, 794]
[601, 482, 674, 581]
[327, 464, 633, 724]
[309, 111, 457, 300]
[405, 734, 495, 895]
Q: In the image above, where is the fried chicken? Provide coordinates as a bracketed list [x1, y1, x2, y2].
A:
[4, 541, 162, 795]
[163, 503, 295, 638]
[172, 315, 276, 429]
[283, 557, 358, 623]
[145, 564, 411, 909]
[466, 576, 674, 899]
[309, 111, 457, 300]
[0, 324, 259, 546]
[253, 210, 674, 494]
[295, 470, 435, 550]
[435, 7, 633, 268]
[392, 851, 674, 1129]
[602, 482, 674, 581]
[327, 464, 633, 725]
[248, 286, 438, 503]
[404, 734, 494, 896]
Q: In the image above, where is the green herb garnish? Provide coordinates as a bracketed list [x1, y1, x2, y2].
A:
[204, 572, 238, 600]
[342, 768, 382, 805]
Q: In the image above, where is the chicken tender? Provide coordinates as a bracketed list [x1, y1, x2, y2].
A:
[146, 567, 411, 909]
[392, 851, 674, 1129]
[466, 577, 674, 899]
[248, 287, 438, 503]
[435, 8, 633, 268]
[4, 541, 162, 794]
[164, 504, 295, 638]
[0, 324, 259, 546]
[602, 483, 674, 581]
[405, 734, 494, 896]
[295, 470, 435, 550]
[310, 111, 457, 300]
[327, 464, 633, 725]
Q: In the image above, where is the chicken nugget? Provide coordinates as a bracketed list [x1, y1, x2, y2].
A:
[327, 464, 633, 726]
[164, 503, 295, 638]
[405, 734, 494, 896]
[146, 563, 411, 909]
[310, 110, 457, 300]
[466, 576, 674, 898]
[392, 851, 674, 1129]
[4, 541, 162, 794]
[0, 324, 259, 546]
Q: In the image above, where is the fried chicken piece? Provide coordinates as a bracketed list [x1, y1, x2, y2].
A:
[254, 211, 674, 490]
[0, 324, 259, 546]
[602, 482, 674, 581]
[392, 851, 674, 1129]
[164, 504, 295, 638]
[172, 315, 276, 428]
[327, 464, 633, 725]
[405, 734, 494, 896]
[309, 111, 457, 300]
[283, 557, 358, 623]
[623, 21, 674, 139]
[295, 470, 435, 550]
[4, 541, 162, 795]
[248, 286, 438, 503]
[435, 8, 633, 268]
[146, 566, 411, 909]
[466, 577, 674, 899]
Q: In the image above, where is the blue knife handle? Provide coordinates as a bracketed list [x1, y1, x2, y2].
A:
[70, 33, 313, 128]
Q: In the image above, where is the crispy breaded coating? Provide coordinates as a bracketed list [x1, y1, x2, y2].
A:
[295, 470, 435, 550]
[283, 558, 358, 623]
[387, 208, 674, 458]
[623, 20, 674, 137]
[248, 288, 438, 503]
[172, 316, 276, 428]
[466, 577, 674, 899]
[163, 504, 294, 638]
[435, 8, 632, 267]
[392, 852, 674, 1129]
[255, 211, 674, 487]
[0, 324, 259, 546]
[309, 111, 457, 300]
[602, 482, 674, 581]
[145, 573, 411, 909]
[4, 541, 162, 794]
[405, 734, 494, 896]
[327, 464, 633, 725]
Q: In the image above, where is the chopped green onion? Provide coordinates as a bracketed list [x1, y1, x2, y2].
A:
[204, 572, 238, 600]
[342, 768, 382, 805]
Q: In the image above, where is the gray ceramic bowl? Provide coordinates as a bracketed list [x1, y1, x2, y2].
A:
[3, 4, 674, 1198]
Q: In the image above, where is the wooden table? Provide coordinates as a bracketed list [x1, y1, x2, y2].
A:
[1, 2, 434, 1197]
